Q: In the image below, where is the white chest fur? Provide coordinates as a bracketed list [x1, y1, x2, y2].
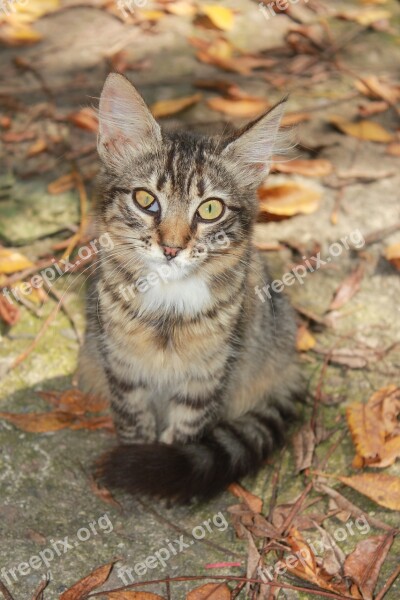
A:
[139, 274, 212, 316]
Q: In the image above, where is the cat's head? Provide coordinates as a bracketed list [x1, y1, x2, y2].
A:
[97, 73, 285, 281]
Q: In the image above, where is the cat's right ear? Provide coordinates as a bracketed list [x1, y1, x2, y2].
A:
[98, 73, 161, 162]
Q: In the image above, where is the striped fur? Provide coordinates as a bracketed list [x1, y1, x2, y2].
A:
[78, 74, 301, 502]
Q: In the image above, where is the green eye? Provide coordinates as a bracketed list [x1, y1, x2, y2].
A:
[197, 199, 224, 221]
[134, 189, 159, 213]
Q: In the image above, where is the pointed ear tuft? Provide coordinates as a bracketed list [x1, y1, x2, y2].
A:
[98, 73, 161, 161]
[222, 99, 287, 185]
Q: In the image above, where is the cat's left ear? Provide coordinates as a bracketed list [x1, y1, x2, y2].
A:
[98, 73, 161, 162]
[222, 99, 287, 185]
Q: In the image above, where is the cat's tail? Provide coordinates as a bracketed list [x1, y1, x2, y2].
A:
[97, 398, 298, 503]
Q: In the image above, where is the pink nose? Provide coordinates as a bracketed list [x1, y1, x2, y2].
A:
[162, 245, 181, 259]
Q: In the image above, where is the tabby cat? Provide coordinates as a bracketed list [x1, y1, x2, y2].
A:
[78, 73, 301, 502]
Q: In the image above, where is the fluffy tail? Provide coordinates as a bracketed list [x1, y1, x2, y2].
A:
[97, 400, 298, 503]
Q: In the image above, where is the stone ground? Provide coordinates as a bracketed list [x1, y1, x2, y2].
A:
[0, 0, 399, 598]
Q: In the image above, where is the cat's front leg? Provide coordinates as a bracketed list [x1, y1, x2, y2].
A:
[109, 382, 157, 445]
[160, 387, 221, 445]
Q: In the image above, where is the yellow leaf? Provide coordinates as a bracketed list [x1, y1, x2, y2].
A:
[346, 402, 385, 463]
[339, 473, 400, 511]
[201, 5, 234, 31]
[206, 96, 269, 118]
[336, 9, 391, 26]
[384, 243, 400, 270]
[166, 1, 196, 17]
[0, 248, 34, 274]
[296, 325, 316, 352]
[258, 182, 322, 217]
[137, 10, 165, 21]
[0, 23, 42, 45]
[330, 116, 393, 142]
[151, 93, 202, 118]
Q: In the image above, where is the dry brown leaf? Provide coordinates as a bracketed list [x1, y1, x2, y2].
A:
[108, 591, 165, 599]
[27, 138, 47, 157]
[338, 473, 400, 511]
[70, 416, 114, 432]
[0, 24, 42, 45]
[186, 583, 231, 600]
[165, 1, 196, 17]
[281, 112, 311, 126]
[0, 248, 34, 274]
[386, 142, 400, 157]
[228, 482, 263, 513]
[258, 182, 321, 217]
[0, 411, 76, 433]
[39, 389, 108, 415]
[273, 159, 333, 177]
[292, 423, 316, 472]
[89, 476, 123, 511]
[296, 325, 316, 352]
[336, 8, 391, 26]
[355, 76, 400, 104]
[329, 264, 365, 311]
[68, 108, 99, 132]
[201, 5, 234, 31]
[384, 243, 400, 269]
[60, 561, 115, 600]
[0, 295, 20, 326]
[346, 403, 385, 463]
[330, 116, 393, 142]
[206, 96, 269, 118]
[344, 533, 395, 600]
[47, 173, 75, 195]
[137, 9, 165, 22]
[286, 527, 349, 595]
[151, 94, 202, 118]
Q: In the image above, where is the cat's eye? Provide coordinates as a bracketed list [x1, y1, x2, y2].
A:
[134, 189, 160, 214]
[197, 199, 224, 222]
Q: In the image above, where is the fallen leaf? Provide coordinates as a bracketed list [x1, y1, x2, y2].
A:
[137, 9, 165, 21]
[336, 8, 391, 26]
[0, 248, 34, 274]
[346, 402, 385, 463]
[329, 264, 365, 311]
[386, 143, 400, 158]
[273, 159, 333, 177]
[344, 533, 395, 600]
[206, 96, 269, 118]
[166, 1, 196, 17]
[384, 243, 400, 270]
[68, 108, 98, 132]
[296, 325, 316, 352]
[330, 116, 393, 142]
[201, 5, 234, 31]
[338, 473, 400, 511]
[151, 93, 202, 118]
[2, 130, 36, 143]
[0, 411, 76, 433]
[355, 76, 400, 105]
[47, 173, 75, 195]
[228, 482, 263, 513]
[258, 182, 322, 217]
[281, 112, 311, 126]
[39, 389, 108, 415]
[27, 138, 47, 156]
[186, 583, 231, 600]
[108, 592, 165, 599]
[0, 295, 20, 326]
[292, 423, 316, 472]
[89, 476, 123, 511]
[60, 561, 115, 600]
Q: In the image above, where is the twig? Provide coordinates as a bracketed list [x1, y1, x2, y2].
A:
[45, 284, 83, 344]
[375, 562, 400, 600]
[0, 580, 15, 600]
[88, 573, 356, 600]
[279, 481, 313, 536]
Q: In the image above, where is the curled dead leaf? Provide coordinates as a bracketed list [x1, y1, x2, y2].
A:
[151, 93, 202, 118]
[330, 116, 393, 143]
[258, 182, 322, 217]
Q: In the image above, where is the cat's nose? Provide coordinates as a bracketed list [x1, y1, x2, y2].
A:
[162, 245, 181, 259]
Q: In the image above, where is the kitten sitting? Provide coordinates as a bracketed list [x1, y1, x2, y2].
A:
[78, 73, 301, 502]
